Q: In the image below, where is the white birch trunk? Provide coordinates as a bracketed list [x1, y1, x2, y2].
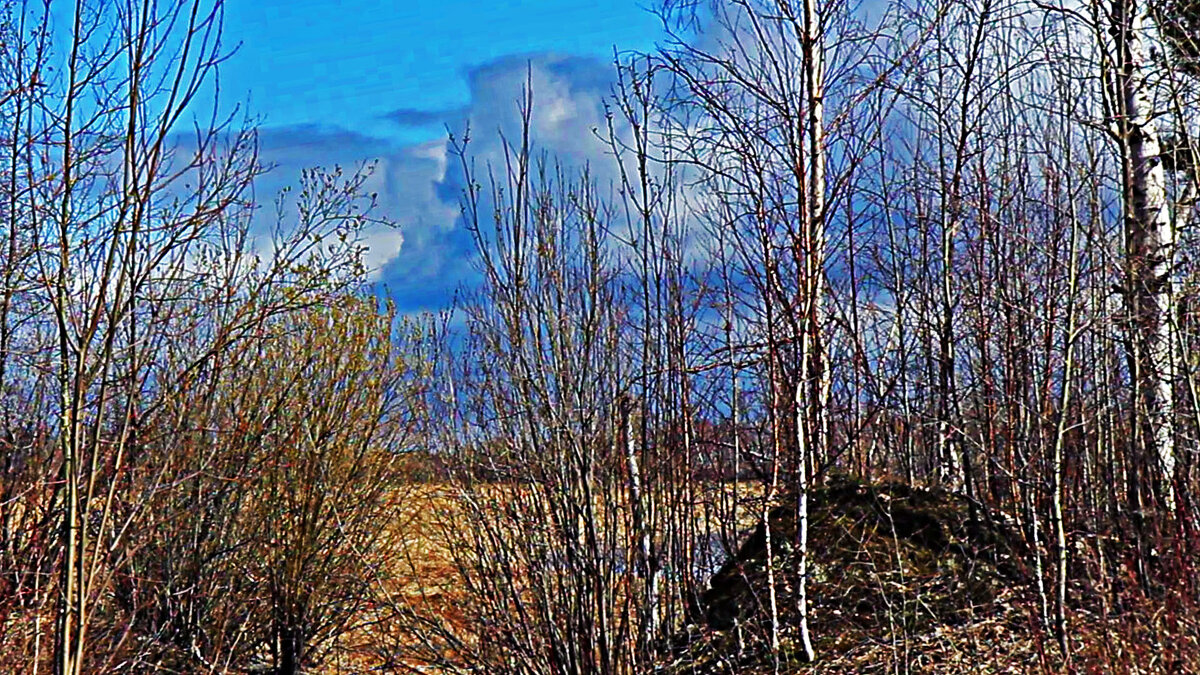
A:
[620, 395, 659, 650]
[1115, 0, 1178, 512]
[796, 0, 825, 662]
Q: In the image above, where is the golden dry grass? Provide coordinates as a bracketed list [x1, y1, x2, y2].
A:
[331, 479, 767, 673]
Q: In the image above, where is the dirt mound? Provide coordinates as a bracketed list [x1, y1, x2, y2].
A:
[663, 476, 1034, 673]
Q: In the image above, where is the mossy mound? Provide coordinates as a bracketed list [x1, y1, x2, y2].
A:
[662, 476, 1034, 674]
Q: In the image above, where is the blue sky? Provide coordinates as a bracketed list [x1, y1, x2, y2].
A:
[223, 0, 664, 141]
[213, 1, 668, 311]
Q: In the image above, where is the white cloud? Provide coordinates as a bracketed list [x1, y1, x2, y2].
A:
[248, 52, 631, 310]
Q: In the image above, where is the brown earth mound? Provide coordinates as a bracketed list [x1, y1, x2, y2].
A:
[663, 476, 1036, 674]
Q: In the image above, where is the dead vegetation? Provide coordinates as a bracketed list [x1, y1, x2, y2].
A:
[661, 476, 1200, 674]
[7, 0, 1200, 671]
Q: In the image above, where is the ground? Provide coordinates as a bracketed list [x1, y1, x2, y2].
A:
[660, 476, 1200, 674]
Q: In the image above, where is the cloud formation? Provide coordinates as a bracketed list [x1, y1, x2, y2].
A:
[384, 107, 467, 128]
[252, 52, 621, 312]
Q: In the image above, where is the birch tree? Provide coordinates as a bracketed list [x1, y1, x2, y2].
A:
[1092, 0, 1180, 512]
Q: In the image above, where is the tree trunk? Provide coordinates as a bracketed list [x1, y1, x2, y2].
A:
[794, 0, 824, 662]
[1114, 0, 1178, 513]
[620, 394, 659, 654]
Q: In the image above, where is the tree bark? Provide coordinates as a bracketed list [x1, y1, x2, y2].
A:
[1114, 0, 1178, 513]
[794, 0, 824, 662]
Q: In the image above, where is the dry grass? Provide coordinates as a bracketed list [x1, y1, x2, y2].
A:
[329, 479, 767, 673]
[11, 478, 1198, 674]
